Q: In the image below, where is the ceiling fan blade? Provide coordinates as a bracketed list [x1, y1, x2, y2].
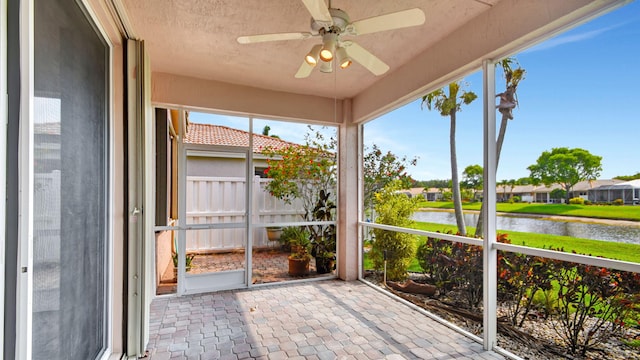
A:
[343, 41, 389, 76]
[237, 32, 312, 44]
[295, 61, 314, 78]
[301, 0, 333, 27]
[351, 8, 425, 35]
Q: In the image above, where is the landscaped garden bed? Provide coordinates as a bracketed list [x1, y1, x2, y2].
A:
[364, 233, 640, 359]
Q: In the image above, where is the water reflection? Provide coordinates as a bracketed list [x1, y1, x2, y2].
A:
[412, 211, 640, 245]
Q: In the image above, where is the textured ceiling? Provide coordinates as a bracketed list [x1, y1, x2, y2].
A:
[122, 0, 500, 100]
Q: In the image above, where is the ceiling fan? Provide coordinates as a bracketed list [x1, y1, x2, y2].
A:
[236, 0, 425, 78]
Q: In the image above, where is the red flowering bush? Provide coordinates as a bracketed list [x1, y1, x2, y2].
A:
[261, 127, 336, 221]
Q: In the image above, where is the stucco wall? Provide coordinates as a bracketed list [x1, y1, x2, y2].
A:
[186, 155, 269, 177]
[155, 231, 174, 284]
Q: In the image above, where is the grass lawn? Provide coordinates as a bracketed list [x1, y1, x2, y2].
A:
[417, 201, 640, 222]
[413, 222, 640, 263]
[364, 221, 640, 273]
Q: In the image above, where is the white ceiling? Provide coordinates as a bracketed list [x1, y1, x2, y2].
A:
[122, 0, 500, 100]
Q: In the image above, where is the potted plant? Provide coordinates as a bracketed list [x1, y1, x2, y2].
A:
[288, 229, 312, 276]
[266, 226, 283, 242]
[310, 190, 336, 274]
[312, 236, 336, 274]
[172, 252, 196, 279]
[279, 226, 303, 252]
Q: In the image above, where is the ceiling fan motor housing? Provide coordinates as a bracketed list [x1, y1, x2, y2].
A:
[310, 8, 350, 34]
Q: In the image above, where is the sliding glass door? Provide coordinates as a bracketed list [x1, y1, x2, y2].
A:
[31, 0, 109, 358]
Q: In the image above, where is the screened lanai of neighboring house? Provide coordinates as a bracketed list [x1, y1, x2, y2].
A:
[4, 1, 640, 360]
[590, 179, 640, 205]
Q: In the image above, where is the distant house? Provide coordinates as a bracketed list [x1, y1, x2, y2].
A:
[530, 179, 623, 203]
[491, 180, 626, 203]
[589, 179, 640, 204]
[401, 187, 427, 199]
[509, 184, 536, 203]
[424, 187, 448, 202]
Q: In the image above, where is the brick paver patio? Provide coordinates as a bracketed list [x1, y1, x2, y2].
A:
[158, 249, 333, 295]
[147, 280, 505, 359]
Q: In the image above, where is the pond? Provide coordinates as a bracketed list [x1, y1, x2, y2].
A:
[412, 210, 640, 245]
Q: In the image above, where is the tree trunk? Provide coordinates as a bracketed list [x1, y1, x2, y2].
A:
[475, 112, 510, 237]
[495, 113, 510, 167]
[450, 110, 466, 235]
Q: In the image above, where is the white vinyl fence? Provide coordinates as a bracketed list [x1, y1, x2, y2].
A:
[185, 176, 304, 251]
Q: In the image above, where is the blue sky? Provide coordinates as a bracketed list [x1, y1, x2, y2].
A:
[191, 2, 640, 182]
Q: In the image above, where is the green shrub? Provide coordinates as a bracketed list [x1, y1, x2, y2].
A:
[613, 198, 624, 206]
[417, 231, 483, 308]
[531, 288, 559, 319]
[450, 242, 484, 308]
[550, 188, 566, 200]
[569, 197, 585, 205]
[498, 241, 557, 326]
[370, 181, 419, 281]
[509, 196, 521, 203]
[417, 236, 455, 289]
[584, 200, 592, 205]
[550, 261, 637, 356]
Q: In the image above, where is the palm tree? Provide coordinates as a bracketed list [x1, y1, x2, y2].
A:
[508, 179, 517, 200]
[495, 59, 525, 166]
[422, 82, 477, 235]
[475, 59, 525, 236]
[498, 179, 509, 202]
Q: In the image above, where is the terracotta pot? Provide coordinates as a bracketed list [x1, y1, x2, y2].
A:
[288, 257, 310, 276]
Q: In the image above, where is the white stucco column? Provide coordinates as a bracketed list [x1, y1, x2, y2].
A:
[337, 99, 360, 281]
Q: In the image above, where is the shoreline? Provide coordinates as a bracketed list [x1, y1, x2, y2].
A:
[418, 207, 640, 228]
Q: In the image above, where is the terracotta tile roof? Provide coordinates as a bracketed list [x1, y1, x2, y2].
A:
[184, 123, 299, 153]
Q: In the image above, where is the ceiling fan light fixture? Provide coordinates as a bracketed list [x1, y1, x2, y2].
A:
[319, 33, 337, 62]
[336, 47, 352, 69]
[305, 44, 322, 66]
[319, 59, 333, 73]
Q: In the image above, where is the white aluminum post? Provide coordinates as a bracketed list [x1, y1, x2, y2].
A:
[246, 118, 253, 287]
[482, 59, 498, 350]
[0, 0, 7, 355]
[142, 45, 154, 353]
[357, 123, 364, 280]
[16, 1, 35, 358]
[177, 110, 187, 295]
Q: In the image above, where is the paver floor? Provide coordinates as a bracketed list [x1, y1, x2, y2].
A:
[157, 249, 333, 295]
[147, 280, 505, 359]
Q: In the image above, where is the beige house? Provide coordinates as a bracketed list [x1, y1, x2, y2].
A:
[3, 1, 638, 359]
[184, 122, 297, 178]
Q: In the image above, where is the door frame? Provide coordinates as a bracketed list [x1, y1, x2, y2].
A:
[177, 141, 253, 295]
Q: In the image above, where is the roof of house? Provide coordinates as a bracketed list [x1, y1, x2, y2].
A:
[572, 179, 624, 191]
[407, 187, 426, 196]
[591, 179, 640, 191]
[184, 123, 298, 153]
